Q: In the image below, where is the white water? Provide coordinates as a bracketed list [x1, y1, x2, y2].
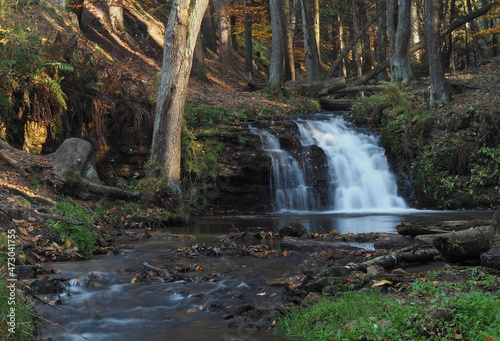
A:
[252, 114, 408, 212]
[249, 127, 318, 211]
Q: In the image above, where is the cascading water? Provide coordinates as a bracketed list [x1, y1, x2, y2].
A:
[249, 127, 318, 211]
[251, 114, 408, 212]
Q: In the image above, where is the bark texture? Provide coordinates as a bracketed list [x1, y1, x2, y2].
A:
[151, 0, 209, 188]
[424, 0, 451, 106]
[269, 0, 286, 86]
[215, 0, 234, 64]
[390, 0, 413, 83]
[301, 0, 321, 81]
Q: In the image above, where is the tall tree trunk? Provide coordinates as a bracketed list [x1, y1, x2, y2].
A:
[290, 0, 300, 45]
[411, 0, 422, 62]
[424, 0, 451, 106]
[244, 1, 253, 77]
[269, 0, 286, 86]
[331, 0, 345, 78]
[284, 0, 296, 81]
[202, 5, 218, 54]
[215, 0, 234, 64]
[325, 7, 384, 80]
[351, 0, 363, 78]
[150, 0, 209, 189]
[314, 0, 320, 61]
[442, 0, 457, 71]
[390, 0, 413, 84]
[301, 0, 321, 81]
[191, 31, 208, 81]
[108, 0, 124, 32]
[377, 1, 390, 81]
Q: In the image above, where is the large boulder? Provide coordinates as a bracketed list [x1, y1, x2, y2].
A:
[47, 138, 100, 184]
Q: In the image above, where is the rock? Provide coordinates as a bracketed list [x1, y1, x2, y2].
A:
[481, 249, 500, 270]
[30, 278, 66, 294]
[282, 275, 308, 291]
[17, 265, 37, 279]
[279, 223, 307, 238]
[366, 265, 386, 278]
[47, 138, 100, 184]
[302, 292, 321, 305]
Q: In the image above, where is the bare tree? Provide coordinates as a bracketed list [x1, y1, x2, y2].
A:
[215, 0, 234, 64]
[424, 0, 451, 106]
[387, 0, 412, 84]
[302, 0, 321, 81]
[269, 0, 286, 86]
[150, 0, 209, 190]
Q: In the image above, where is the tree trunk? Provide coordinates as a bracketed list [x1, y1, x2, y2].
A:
[396, 220, 491, 236]
[290, 0, 300, 45]
[281, 236, 364, 252]
[331, 1, 346, 78]
[351, 0, 363, 78]
[377, 1, 390, 81]
[283, 0, 296, 81]
[391, 0, 412, 84]
[301, 0, 321, 81]
[215, 0, 234, 64]
[424, 0, 451, 106]
[150, 0, 209, 189]
[325, 8, 385, 80]
[108, 0, 124, 32]
[350, 1, 494, 86]
[202, 5, 218, 54]
[191, 31, 208, 81]
[269, 0, 286, 86]
[314, 0, 320, 61]
[244, 1, 253, 77]
[410, 0, 422, 62]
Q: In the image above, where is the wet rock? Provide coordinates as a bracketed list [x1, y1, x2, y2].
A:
[282, 274, 308, 291]
[17, 265, 37, 279]
[30, 278, 67, 294]
[302, 277, 332, 292]
[322, 265, 352, 277]
[279, 223, 307, 238]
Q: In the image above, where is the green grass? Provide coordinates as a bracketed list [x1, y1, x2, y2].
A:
[277, 277, 500, 341]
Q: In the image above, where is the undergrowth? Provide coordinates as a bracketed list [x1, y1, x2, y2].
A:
[277, 269, 500, 341]
[351, 83, 500, 209]
[47, 198, 97, 258]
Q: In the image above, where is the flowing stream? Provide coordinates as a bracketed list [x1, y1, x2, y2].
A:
[36, 211, 495, 341]
[251, 113, 408, 212]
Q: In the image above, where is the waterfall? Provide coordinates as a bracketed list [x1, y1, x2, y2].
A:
[251, 114, 408, 212]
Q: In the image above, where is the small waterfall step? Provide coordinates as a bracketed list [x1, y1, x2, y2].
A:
[251, 113, 408, 212]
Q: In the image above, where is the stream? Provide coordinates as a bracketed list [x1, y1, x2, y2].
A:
[36, 210, 494, 341]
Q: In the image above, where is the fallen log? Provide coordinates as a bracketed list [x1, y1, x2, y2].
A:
[280, 236, 364, 252]
[333, 85, 386, 95]
[397, 220, 490, 236]
[284, 77, 346, 98]
[319, 98, 360, 110]
[346, 249, 440, 272]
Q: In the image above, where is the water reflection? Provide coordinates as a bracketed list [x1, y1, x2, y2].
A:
[185, 210, 494, 236]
